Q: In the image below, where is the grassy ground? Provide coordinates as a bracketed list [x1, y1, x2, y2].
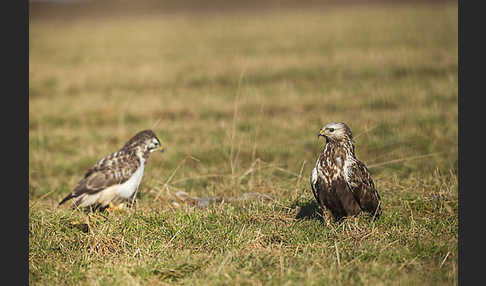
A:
[29, 2, 458, 285]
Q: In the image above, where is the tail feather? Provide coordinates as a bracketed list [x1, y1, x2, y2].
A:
[58, 193, 75, 207]
[371, 201, 382, 220]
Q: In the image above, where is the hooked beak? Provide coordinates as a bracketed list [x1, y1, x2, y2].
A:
[318, 129, 327, 138]
[154, 146, 165, 153]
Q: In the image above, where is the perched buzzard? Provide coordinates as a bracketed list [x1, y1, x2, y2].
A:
[58, 130, 165, 211]
[310, 122, 381, 221]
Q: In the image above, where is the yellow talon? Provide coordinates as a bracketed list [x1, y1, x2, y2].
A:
[106, 202, 116, 212]
[106, 202, 127, 212]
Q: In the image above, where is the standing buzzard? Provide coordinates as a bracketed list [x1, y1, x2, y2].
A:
[58, 129, 165, 211]
[310, 122, 381, 221]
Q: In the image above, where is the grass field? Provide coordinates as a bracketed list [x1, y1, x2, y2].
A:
[29, 1, 458, 285]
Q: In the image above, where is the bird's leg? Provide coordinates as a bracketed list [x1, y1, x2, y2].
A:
[106, 202, 127, 212]
[106, 202, 117, 212]
[321, 207, 333, 227]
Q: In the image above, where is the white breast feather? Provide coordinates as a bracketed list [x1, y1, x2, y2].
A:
[116, 157, 145, 199]
[93, 156, 145, 207]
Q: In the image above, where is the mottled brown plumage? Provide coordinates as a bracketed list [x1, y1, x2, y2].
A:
[58, 130, 164, 210]
[310, 122, 381, 221]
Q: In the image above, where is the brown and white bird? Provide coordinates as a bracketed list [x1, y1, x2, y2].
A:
[58, 129, 165, 211]
[310, 122, 381, 221]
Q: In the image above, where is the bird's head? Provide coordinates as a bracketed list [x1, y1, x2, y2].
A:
[123, 129, 165, 154]
[146, 135, 165, 153]
[318, 122, 353, 142]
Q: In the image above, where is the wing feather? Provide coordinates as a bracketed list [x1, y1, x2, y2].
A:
[345, 160, 381, 217]
[310, 167, 321, 205]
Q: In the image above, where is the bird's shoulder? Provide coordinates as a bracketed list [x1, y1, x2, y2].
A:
[91, 149, 140, 171]
[344, 157, 375, 190]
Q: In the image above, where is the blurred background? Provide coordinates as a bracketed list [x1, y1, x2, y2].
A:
[29, 0, 458, 205]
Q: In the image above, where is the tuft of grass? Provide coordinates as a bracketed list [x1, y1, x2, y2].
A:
[30, 2, 457, 285]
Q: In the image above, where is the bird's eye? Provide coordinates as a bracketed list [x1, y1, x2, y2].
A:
[328, 128, 335, 132]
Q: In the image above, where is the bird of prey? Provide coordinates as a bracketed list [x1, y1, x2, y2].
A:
[310, 122, 381, 221]
[58, 129, 165, 211]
